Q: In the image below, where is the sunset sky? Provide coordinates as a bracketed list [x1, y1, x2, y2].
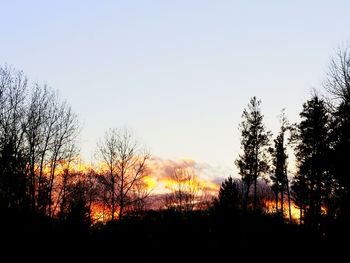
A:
[1, 1, 350, 180]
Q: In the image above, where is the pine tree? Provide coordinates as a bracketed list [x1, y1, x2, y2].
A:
[269, 111, 292, 221]
[236, 97, 270, 212]
[215, 176, 240, 214]
[293, 95, 330, 226]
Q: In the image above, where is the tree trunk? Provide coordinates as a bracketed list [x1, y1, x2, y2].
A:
[253, 144, 258, 212]
[315, 169, 322, 226]
[111, 172, 115, 221]
[281, 182, 284, 217]
[244, 182, 251, 211]
[30, 150, 36, 212]
[119, 196, 124, 220]
[286, 170, 292, 223]
[275, 191, 278, 213]
[253, 177, 257, 212]
[48, 159, 57, 217]
[119, 166, 125, 220]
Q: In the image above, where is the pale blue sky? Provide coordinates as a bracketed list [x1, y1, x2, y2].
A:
[1, 1, 349, 177]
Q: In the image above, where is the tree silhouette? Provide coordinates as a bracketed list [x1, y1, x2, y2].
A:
[97, 128, 150, 220]
[215, 176, 240, 216]
[325, 46, 350, 222]
[0, 140, 27, 213]
[236, 97, 271, 212]
[65, 181, 91, 229]
[0, 65, 79, 218]
[292, 95, 331, 226]
[269, 111, 292, 221]
[164, 167, 201, 213]
[0, 66, 28, 214]
[25, 86, 79, 216]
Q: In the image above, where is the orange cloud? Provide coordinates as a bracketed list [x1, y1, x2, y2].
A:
[146, 157, 220, 195]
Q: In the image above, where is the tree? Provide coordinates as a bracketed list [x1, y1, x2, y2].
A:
[269, 111, 292, 221]
[25, 86, 79, 216]
[164, 167, 201, 213]
[0, 66, 28, 213]
[324, 46, 350, 101]
[291, 174, 308, 224]
[236, 97, 271, 212]
[65, 181, 91, 229]
[0, 65, 80, 218]
[57, 172, 91, 229]
[25, 85, 52, 212]
[215, 176, 240, 215]
[84, 168, 100, 221]
[97, 128, 150, 220]
[46, 103, 79, 217]
[324, 46, 350, 221]
[292, 95, 331, 226]
[0, 140, 27, 213]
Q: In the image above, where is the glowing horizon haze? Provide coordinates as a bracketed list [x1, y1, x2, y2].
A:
[1, 1, 350, 180]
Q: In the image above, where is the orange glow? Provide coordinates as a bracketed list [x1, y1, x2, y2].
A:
[144, 176, 157, 189]
[40, 157, 220, 223]
[153, 176, 219, 196]
[264, 199, 300, 222]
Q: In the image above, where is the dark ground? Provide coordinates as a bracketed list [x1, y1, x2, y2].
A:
[1, 210, 348, 262]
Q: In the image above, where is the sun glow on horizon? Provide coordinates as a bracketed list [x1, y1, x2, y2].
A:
[44, 156, 221, 223]
[264, 200, 301, 222]
[46, 157, 307, 225]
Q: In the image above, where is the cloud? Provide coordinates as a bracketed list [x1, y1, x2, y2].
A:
[146, 156, 227, 194]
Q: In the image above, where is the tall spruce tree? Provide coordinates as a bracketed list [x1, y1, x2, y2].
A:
[215, 176, 240, 215]
[236, 97, 270, 212]
[293, 95, 330, 226]
[270, 111, 292, 221]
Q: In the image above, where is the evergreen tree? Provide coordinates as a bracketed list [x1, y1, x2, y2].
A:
[291, 174, 308, 224]
[293, 95, 331, 226]
[63, 181, 91, 229]
[236, 97, 271, 212]
[0, 140, 27, 214]
[215, 176, 240, 214]
[269, 111, 292, 221]
[331, 101, 350, 220]
[270, 133, 287, 214]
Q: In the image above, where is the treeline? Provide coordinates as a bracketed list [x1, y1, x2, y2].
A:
[0, 66, 153, 224]
[0, 66, 79, 219]
[1, 45, 350, 238]
[233, 47, 350, 230]
[0, 66, 209, 225]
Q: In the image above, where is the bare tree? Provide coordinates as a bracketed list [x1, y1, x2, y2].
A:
[323, 46, 350, 223]
[97, 128, 150, 220]
[26, 85, 52, 212]
[164, 167, 201, 213]
[0, 66, 27, 154]
[84, 167, 100, 221]
[324, 46, 350, 101]
[0, 65, 80, 218]
[52, 144, 79, 217]
[0, 66, 28, 210]
[25, 86, 79, 215]
[47, 102, 79, 217]
[127, 179, 150, 215]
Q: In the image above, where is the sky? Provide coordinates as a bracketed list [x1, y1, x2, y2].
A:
[1, 0, 350, 179]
